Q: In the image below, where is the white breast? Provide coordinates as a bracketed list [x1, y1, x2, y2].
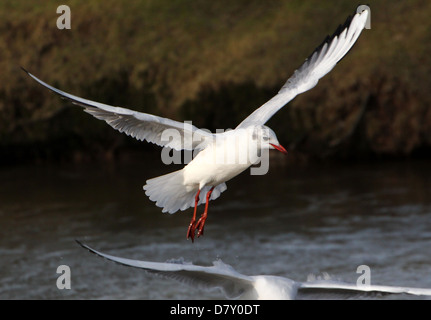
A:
[183, 130, 260, 188]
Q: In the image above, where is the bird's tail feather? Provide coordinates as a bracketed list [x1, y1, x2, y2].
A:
[143, 170, 227, 214]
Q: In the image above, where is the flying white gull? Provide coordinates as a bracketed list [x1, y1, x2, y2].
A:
[24, 8, 369, 241]
[77, 241, 431, 300]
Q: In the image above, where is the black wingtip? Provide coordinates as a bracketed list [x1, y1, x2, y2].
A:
[75, 239, 93, 253]
[75, 240, 139, 270]
[315, 12, 353, 55]
[20, 66, 30, 74]
[75, 240, 116, 264]
[303, 7, 364, 65]
[75, 240, 116, 266]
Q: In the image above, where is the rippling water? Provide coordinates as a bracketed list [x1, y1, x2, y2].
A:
[1, 157, 431, 299]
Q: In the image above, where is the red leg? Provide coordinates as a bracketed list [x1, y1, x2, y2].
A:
[186, 189, 201, 242]
[196, 187, 215, 237]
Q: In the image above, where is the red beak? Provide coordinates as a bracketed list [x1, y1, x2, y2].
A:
[270, 143, 288, 155]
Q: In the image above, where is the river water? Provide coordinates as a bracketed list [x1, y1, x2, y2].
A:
[1, 156, 431, 299]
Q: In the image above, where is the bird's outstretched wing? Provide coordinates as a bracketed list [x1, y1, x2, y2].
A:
[237, 7, 369, 129]
[77, 241, 431, 300]
[77, 241, 255, 299]
[23, 69, 213, 151]
[298, 280, 431, 299]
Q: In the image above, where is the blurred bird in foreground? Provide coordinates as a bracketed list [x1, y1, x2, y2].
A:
[78, 241, 431, 300]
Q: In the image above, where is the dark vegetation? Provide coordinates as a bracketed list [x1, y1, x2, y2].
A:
[1, 0, 430, 165]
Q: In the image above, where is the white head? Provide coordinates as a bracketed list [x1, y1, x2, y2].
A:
[251, 125, 287, 154]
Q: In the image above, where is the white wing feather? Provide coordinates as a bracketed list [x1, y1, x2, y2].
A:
[23, 69, 213, 151]
[237, 9, 369, 128]
[77, 241, 254, 299]
[299, 280, 431, 297]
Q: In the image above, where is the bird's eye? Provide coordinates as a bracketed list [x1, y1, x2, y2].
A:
[262, 136, 270, 141]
